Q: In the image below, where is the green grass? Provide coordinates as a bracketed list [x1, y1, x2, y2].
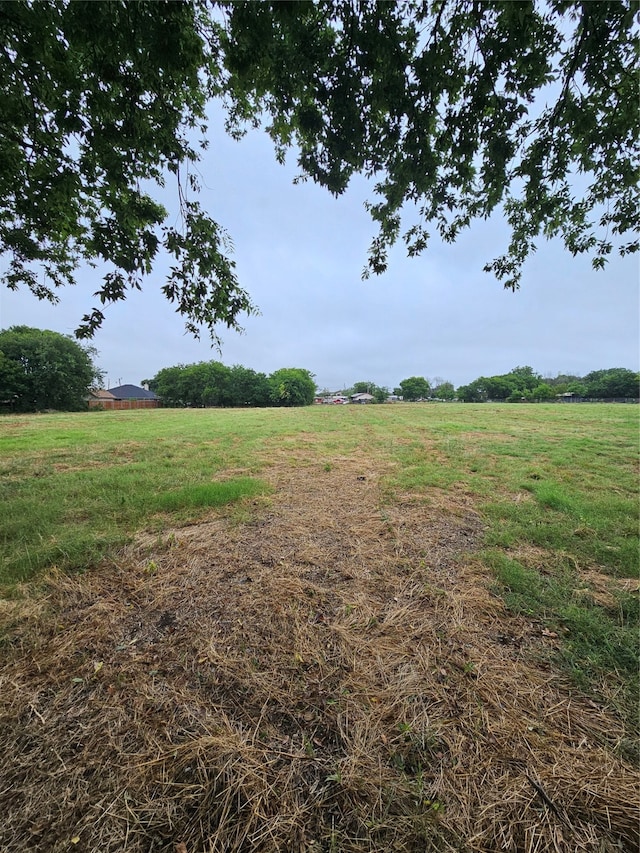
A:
[1, 402, 638, 729]
[0, 409, 278, 583]
[153, 478, 267, 513]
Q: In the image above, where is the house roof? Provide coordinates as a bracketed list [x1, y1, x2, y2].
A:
[107, 384, 158, 400]
[90, 389, 116, 399]
[351, 392, 374, 400]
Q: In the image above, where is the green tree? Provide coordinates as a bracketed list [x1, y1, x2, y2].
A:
[227, 365, 271, 406]
[546, 373, 582, 388]
[529, 382, 556, 401]
[505, 366, 542, 392]
[566, 380, 588, 396]
[371, 385, 390, 404]
[397, 376, 431, 401]
[457, 380, 487, 403]
[583, 368, 639, 398]
[201, 361, 232, 406]
[148, 365, 189, 407]
[0, 350, 27, 407]
[0, 326, 101, 411]
[149, 361, 272, 406]
[431, 379, 455, 400]
[483, 375, 516, 401]
[2, 2, 637, 338]
[351, 381, 374, 395]
[148, 361, 232, 407]
[546, 373, 584, 394]
[269, 368, 316, 407]
[1, 0, 255, 343]
[457, 366, 543, 402]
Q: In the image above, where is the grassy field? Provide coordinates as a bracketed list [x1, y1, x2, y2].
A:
[0, 403, 638, 852]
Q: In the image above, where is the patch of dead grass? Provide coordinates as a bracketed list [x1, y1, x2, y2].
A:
[0, 453, 637, 852]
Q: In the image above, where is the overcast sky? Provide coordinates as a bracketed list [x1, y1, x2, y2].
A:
[1, 103, 638, 392]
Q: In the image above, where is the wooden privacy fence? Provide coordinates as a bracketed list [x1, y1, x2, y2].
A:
[88, 399, 160, 410]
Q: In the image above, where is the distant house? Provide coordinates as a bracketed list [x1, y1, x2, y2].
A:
[556, 392, 582, 403]
[316, 393, 349, 404]
[87, 389, 116, 409]
[89, 384, 160, 410]
[350, 392, 375, 404]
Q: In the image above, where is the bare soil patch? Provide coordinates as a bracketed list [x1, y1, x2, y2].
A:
[0, 452, 637, 852]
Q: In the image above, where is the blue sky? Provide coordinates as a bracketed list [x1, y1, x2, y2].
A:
[1, 103, 638, 392]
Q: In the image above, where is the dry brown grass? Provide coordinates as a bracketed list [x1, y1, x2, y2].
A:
[0, 451, 637, 852]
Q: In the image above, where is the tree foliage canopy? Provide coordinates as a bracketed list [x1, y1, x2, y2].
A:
[432, 380, 456, 400]
[1, 0, 255, 342]
[2, 1, 638, 338]
[350, 382, 374, 395]
[456, 365, 639, 401]
[269, 368, 316, 407]
[0, 325, 102, 411]
[148, 361, 272, 407]
[396, 376, 431, 401]
[581, 367, 639, 399]
[148, 361, 315, 407]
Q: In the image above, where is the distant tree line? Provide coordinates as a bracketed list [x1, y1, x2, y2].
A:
[1, 326, 637, 414]
[393, 377, 456, 401]
[383, 367, 638, 403]
[456, 366, 639, 402]
[149, 364, 638, 408]
[146, 363, 316, 408]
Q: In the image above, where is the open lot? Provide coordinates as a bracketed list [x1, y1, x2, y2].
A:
[0, 403, 638, 852]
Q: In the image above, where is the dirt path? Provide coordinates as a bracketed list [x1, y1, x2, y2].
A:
[0, 453, 637, 852]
